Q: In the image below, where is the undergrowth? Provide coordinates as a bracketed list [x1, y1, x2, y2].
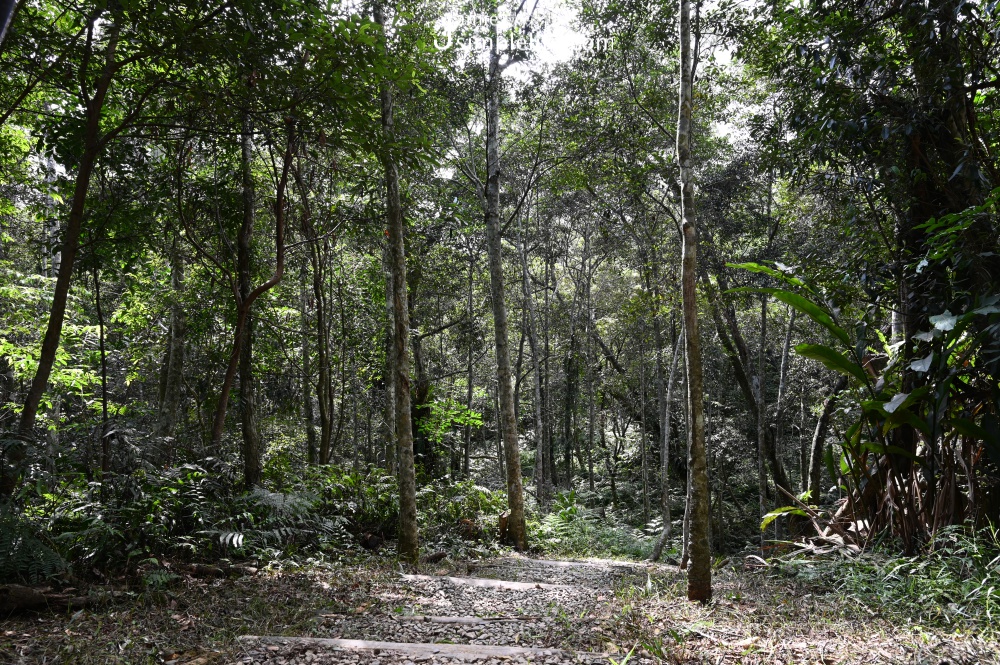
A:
[531, 489, 655, 559]
[775, 524, 1000, 633]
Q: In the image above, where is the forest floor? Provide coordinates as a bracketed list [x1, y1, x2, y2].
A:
[1, 552, 997, 665]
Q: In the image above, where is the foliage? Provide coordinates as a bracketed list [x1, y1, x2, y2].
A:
[532, 490, 652, 560]
[0, 505, 66, 583]
[781, 525, 1000, 632]
[736, 256, 1000, 549]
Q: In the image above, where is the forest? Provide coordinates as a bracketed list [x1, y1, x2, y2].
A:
[1, 0, 999, 663]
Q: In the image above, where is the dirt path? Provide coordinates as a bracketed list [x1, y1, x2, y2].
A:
[3, 555, 997, 663]
[235, 557, 665, 664]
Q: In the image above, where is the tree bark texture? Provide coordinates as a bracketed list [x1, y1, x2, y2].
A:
[484, 23, 526, 550]
[376, 0, 418, 564]
[678, 0, 711, 602]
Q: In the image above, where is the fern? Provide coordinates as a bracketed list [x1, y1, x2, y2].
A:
[0, 508, 66, 583]
[202, 488, 351, 555]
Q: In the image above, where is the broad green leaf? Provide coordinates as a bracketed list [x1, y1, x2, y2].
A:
[909, 353, 933, 373]
[761, 506, 807, 531]
[727, 262, 807, 288]
[952, 417, 991, 441]
[884, 393, 908, 413]
[729, 287, 850, 347]
[929, 311, 957, 331]
[795, 343, 867, 383]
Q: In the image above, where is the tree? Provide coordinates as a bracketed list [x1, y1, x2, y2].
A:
[375, 0, 419, 564]
[677, 0, 711, 603]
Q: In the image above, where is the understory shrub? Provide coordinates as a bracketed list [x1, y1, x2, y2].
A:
[777, 524, 1000, 630]
[531, 489, 653, 559]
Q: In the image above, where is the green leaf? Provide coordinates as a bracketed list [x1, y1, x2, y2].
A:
[728, 287, 850, 347]
[929, 311, 958, 331]
[795, 343, 867, 383]
[824, 443, 836, 486]
[952, 417, 991, 441]
[761, 506, 807, 531]
[727, 262, 807, 288]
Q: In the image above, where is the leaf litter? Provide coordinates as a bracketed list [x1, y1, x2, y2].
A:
[1, 555, 997, 664]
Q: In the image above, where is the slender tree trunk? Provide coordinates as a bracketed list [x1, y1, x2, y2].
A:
[650, 330, 682, 562]
[463, 253, 474, 477]
[376, 1, 418, 563]
[238, 112, 263, 489]
[563, 334, 578, 483]
[18, 26, 119, 440]
[678, 0, 710, 602]
[756, 297, 768, 525]
[156, 232, 186, 439]
[208, 125, 292, 450]
[384, 248, 396, 473]
[808, 376, 849, 500]
[586, 292, 596, 493]
[518, 214, 548, 506]
[798, 395, 807, 489]
[543, 253, 556, 487]
[300, 263, 317, 465]
[639, 335, 650, 523]
[774, 309, 796, 458]
[292, 164, 318, 465]
[484, 21, 526, 550]
[93, 268, 109, 478]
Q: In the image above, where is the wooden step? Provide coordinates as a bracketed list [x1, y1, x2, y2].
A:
[318, 613, 541, 624]
[473, 557, 655, 571]
[401, 574, 578, 591]
[394, 614, 542, 624]
[238, 636, 609, 662]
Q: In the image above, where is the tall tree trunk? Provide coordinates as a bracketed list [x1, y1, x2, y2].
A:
[18, 25, 119, 441]
[463, 253, 474, 477]
[678, 0, 711, 602]
[314, 242, 333, 463]
[586, 278, 596, 494]
[650, 330, 682, 562]
[518, 214, 548, 506]
[798, 395, 807, 490]
[543, 253, 556, 487]
[156, 231, 186, 440]
[384, 247, 396, 473]
[376, 0, 418, 563]
[562, 297, 582, 484]
[300, 263, 317, 465]
[208, 121, 291, 450]
[238, 112, 263, 489]
[807, 376, 849, 500]
[93, 268, 109, 478]
[484, 20, 526, 550]
[292, 163, 318, 465]
[773, 309, 796, 459]
[639, 335, 650, 523]
[756, 297, 768, 525]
